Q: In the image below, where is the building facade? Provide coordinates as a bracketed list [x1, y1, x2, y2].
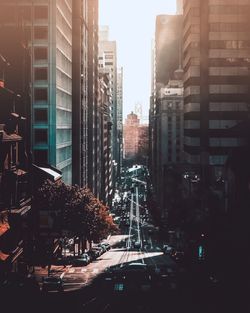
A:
[117, 67, 123, 174]
[99, 26, 119, 175]
[88, 0, 100, 197]
[124, 112, 140, 160]
[72, 0, 88, 187]
[0, 0, 74, 184]
[0, 51, 32, 280]
[183, 0, 250, 182]
[155, 14, 183, 90]
[99, 69, 112, 204]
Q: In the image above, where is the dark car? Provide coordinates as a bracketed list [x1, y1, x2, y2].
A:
[71, 253, 90, 266]
[92, 246, 104, 256]
[87, 249, 99, 261]
[101, 242, 111, 251]
[171, 250, 185, 263]
[51, 256, 73, 266]
[42, 276, 64, 292]
[162, 245, 173, 254]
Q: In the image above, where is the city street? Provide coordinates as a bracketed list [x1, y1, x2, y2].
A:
[34, 176, 175, 293]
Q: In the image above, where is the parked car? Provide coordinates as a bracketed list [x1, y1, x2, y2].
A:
[101, 242, 111, 251]
[92, 246, 104, 256]
[42, 277, 64, 292]
[97, 243, 107, 253]
[162, 245, 173, 254]
[87, 249, 99, 261]
[72, 253, 90, 266]
[51, 256, 73, 266]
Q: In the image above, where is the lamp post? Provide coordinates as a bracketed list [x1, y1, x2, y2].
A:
[0, 54, 10, 88]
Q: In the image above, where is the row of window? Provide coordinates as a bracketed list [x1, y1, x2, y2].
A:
[210, 23, 249, 33]
[210, 40, 250, 49]
[209, 5, 250, 15]
[0, 5, 48, 23]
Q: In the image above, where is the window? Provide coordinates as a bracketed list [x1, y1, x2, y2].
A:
[34, 150, 48, 165]
[35, 68, 48, 80]
[34, 68, 48, 81]
[34, 109, 48, 123]
[34, 129, 48, 144]
[210, 23, 248, 32]
[105, 62, 113, 66]
[34, 47, 48, 61]
[105, 55, 113, 59]
[34, 6, 48, 20]
[20, 7, 31, 21]
[34, 88, 48, 101]
[24, 27, 31, 41]
[34, 27, 48, 40]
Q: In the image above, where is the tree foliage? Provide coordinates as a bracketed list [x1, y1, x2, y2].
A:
[37, 180, 118, 242]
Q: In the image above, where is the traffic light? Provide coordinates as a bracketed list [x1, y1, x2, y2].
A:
[198, 245, 205, 260]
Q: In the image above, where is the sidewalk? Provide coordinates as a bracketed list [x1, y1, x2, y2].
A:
[33, 235, 127, 289]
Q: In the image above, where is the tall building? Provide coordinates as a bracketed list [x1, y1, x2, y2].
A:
[155, 76, 184, 213]
[155, 15, 183, 90]
[0, 1, 74, 184]
[124, 112, 140, 160]
[149, 13, 184, 202]
[99, 68, 112, 204]
[72, 0, 88, 187]
[88, 0, 100, 197]
[99, 26, 119, 175]
[138, 124, 149, 165]
[176, 0, 183, 14]
[183, 0, 250, 181]
[117, 67, 123, 173]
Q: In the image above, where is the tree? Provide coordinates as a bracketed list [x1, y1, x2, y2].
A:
[37, 180, 118, 256]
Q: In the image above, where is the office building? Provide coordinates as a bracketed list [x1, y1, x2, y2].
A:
[0, 0, 74, 184]
[183, 0, 250, 181]
[117, 67, 123, 173]
[155, 14, 183, 90]
[177, 0, 183, 14]
[99, 26, 119, 175]
[124, 112, 140, 160]
[99, 68, 112, 204]
[72, 0, 88, 187]
[88, 0, 100, 197]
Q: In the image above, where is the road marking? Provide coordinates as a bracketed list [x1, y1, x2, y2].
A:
[81, 268, 87, 273]
[82, 297, 97, 308]
[92, 268, 99, 273]
[64, 282, 87, 286]
[60, 272, 65, 279]
[68, 268, 75, 273]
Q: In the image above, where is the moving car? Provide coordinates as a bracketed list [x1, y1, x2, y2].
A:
[41, 276, 64, 292]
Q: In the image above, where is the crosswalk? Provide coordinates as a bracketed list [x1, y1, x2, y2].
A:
[67, 267, 99, 274]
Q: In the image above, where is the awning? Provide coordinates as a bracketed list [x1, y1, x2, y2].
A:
[33, 164, 62, 181]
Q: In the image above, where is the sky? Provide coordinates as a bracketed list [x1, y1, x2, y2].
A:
[99, 0, 177, 121]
